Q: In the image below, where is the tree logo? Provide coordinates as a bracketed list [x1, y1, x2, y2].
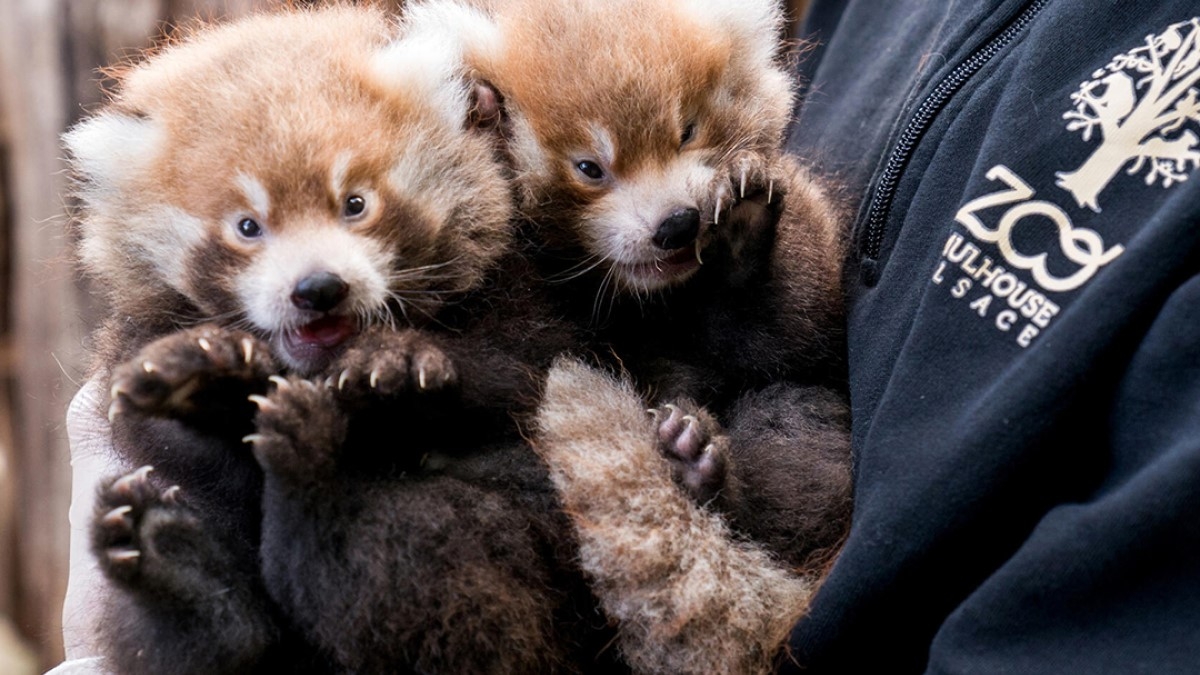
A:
[1057, 18, 1200, 212]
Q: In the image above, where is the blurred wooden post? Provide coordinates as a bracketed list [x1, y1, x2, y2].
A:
[0, 0, 282, 667]
[0, 0, 80, 665]
[0, 0, 169, 667]
[171, 0, 260, 17]
[0, 63, 14, 626]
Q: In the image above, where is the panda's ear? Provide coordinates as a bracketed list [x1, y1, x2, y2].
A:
[370, 0, 504, 130]
[63, 110, 162, 196]
[467, 79, 505, 131]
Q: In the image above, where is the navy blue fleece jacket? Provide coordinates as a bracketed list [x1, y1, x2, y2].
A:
[783, 1, 1200, 672]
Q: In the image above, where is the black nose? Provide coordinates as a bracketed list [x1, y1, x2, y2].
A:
[291, 272, 349, 312]
[652, 208, 700, 250]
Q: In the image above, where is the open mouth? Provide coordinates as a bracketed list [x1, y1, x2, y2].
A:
[616, 246, 703, 291]
[279, 314, 358, 374]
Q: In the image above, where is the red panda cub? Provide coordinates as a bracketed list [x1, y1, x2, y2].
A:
[406, 0, 854, 672]
[66, 5, 592, 673]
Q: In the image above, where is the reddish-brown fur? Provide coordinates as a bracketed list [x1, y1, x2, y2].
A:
[448, 0, 796, 282]
[410, 0, 855, 671]
[65, 5, 613, 673]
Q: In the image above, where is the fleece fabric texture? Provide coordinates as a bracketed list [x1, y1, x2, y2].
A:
[783, 1, 1200, 673]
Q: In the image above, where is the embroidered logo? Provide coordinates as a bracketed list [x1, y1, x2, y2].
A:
[955, 166, 1123, 293]
[1056, 18, 1200, 211]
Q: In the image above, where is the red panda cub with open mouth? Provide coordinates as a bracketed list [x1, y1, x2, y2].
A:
[70, 9, 510, 380]
[65, 5, 588, 673]
[408, 0, 854, 672]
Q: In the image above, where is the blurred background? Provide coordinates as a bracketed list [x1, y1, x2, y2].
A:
[0, 0, 809, 669]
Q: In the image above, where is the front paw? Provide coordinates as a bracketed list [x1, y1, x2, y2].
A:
[93, 466, 208, 595]
[109, 326, 277, 425]
[248, 376, 347, 485]
[651, 402, 730, 505]
[327, 328, 457, 400]
[709, 151, 783, 220]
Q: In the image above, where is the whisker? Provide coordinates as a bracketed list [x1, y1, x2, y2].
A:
[591, 265, 618, 326]
[544, 254, 606, 283]
[386, 258, 462, 281]
[389, 293, 411, 326]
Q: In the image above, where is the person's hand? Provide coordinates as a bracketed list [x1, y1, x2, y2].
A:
[58, 377, 126, 669]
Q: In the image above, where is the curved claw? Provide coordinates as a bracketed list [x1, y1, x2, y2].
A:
[268, 375, 290, 390]
[241, 338, 255, 365]
[101, 505, 133, 528]
[197, 337, 212, 352]
[108, 549, 141, 564]
[338, 370, 351, 390]
[680, 415, 701, 441]
[248, 395, 274, 412]
[242, 433, 264, 445]
[112, 466, 154, 493]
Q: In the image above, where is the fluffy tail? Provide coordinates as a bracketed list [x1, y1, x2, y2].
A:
[533, 357, 814, 674]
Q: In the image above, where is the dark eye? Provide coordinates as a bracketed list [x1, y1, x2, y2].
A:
[344, 194, 366, 218]
[576, 160, 605, 181]
[237, 217, 263, 238]
[681, 123, 696, 146]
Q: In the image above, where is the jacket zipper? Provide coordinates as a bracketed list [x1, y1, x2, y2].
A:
[860, 0, 1049, 265]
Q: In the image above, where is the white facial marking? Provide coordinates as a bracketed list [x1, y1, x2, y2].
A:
[237, 224, 391, 335]
[78, 204, 208, 293]
[509, 116, 551, 200]
[151, 207, 209, 287]
[236, 173, 271, 218]
[330, 152, 353, 199]
[583, 155, 717, 292]
[388, 143, 454, 228]
[590, 125, 616, 167]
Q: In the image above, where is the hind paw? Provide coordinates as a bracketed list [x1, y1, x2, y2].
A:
[650, 402, 730, 504]
[248, 376, 347, 484]
[108, 326, 277, 427]
[93, 466, 198, 587]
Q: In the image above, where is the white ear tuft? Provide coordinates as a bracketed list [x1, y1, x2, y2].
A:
[402, 0, 504, 57]
[370, 0, 504, 130]
[680, 0, 784, 63]
[63, 112, 162, 192]
[681, 0, 783, 33]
